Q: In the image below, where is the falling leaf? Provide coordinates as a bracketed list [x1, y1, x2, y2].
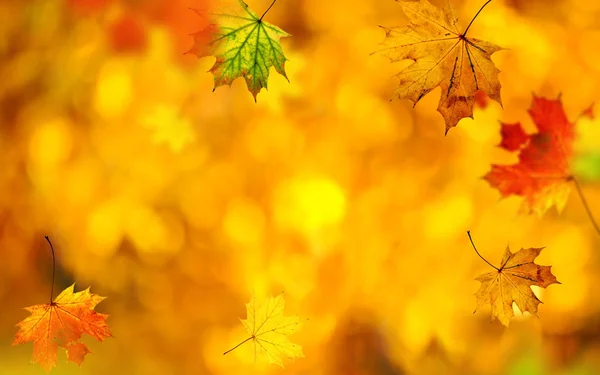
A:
[474, 246, 560, 327]
[374, 0, 504, 134]
[187, 0, 290, 101]
[484, 95, 592, 216]
[13, 284, 112, 372]
[224, 293, 306, 367]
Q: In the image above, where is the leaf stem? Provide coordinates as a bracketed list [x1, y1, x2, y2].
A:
[549, 103, 599, 237]
[259, 0, 277, 21]
[223, 336, 253, 355]
[571, 176, 600, 236]
[467, 231, 499, 270]
[44, 236, 56, 303]
[462, 0, 492, 37]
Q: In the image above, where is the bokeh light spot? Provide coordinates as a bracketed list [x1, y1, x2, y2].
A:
[86, 200, 126, 257]
[28, 118, 73, 167]
[223, 198, 266, 246]
[125, 204, 168, 254]
[424, 194, 473, 239]
[94, 61, 133, 118]
[141, 104, 196, 152]
[274, 175, 346, 235]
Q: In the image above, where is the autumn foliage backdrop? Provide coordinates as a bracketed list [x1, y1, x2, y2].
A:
[1, 0, 600, 374]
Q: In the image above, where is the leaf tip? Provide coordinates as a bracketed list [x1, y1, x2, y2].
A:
[581, 103, 595, 119]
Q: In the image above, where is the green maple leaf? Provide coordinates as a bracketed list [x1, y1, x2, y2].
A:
[187, 0, 290, 101]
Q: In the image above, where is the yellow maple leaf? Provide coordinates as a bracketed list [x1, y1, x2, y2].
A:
[468, 231, 560, 327]
[374, 0, 504, 134]
[224, 293, 306, 367]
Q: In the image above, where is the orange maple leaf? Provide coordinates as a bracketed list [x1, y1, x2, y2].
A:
[14, 284, 112, 372]
[374, 0, 504, 134]
[468, 231, 560, 327]
[484, 94, 593, 216]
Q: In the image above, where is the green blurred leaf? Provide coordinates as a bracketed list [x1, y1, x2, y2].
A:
[508, 351, 544, 375]
[573, 153, 600, 182]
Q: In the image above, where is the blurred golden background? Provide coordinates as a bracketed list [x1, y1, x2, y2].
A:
[1, 0, 600, 374]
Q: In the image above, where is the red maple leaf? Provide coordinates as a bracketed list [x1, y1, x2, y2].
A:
[484, 94, 593, 215]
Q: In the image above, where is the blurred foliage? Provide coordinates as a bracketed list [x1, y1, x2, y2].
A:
[0, 0, 600, 374]
[574, 153, 600, 182]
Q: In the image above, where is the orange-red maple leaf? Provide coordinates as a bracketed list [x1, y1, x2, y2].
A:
[484, 94, 593, 216]
[13, 284, 112, 372]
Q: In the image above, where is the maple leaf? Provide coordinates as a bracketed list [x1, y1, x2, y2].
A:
[468, 231, 560, 327]
[186, 0, 290, 101]
[484, 95, 594, 216]
[13, 284, 112, 371]
[374, 0, 504, 134]
[224, 293, 306, 367]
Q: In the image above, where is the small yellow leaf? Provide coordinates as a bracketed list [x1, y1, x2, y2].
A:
[224, 293, 306, 367]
